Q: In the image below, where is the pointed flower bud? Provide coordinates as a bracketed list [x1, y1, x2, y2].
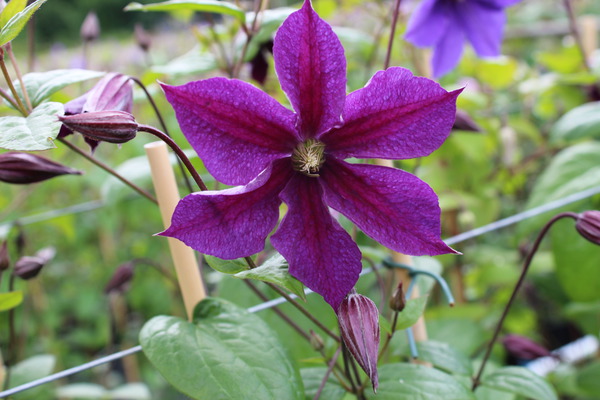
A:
[80, 11, 100, 42]
[453, 109, 482, 132]
[389, 281, 406, 312]
[14, 247, 55, 280]
[575, 211, 600, 245]
[58, 111, 138, 144]
[134, 24, 151, 52]
[0, 240, 9, 271]
[337, 290, 380, 391]
[502, 334, 551, 363]
[104, 262, 135, 294]
[0, 152, 82, 184]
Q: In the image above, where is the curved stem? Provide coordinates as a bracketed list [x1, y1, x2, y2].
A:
[129, 77, 194, 194]
[383, 0, 403, 70]
[137, 125, 208, 191]
[59, 138, 157, 204]
[0, 86, 20, 110]
[0, 48, 28, 116]
[471, 212, 579, 390]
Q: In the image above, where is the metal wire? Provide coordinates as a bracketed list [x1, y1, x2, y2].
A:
[2, 185, 599, 398]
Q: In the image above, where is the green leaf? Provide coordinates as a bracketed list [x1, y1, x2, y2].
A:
[480, 366, 558, 400]
[365, 363, 475, 400]
[234, 253, 306, 300]
[204, 255, 248, 274]
[8, 354, 56, 400]
[0, 0, 47, 46]
[577, 361, 600, 396]
[0, 291, 23, 312]
[14, 69, 105, 107]
[151, 47, 218, 77]
[395, 296, 428, 330]
[125, 0, 245, 22]
[0, 102, 64, 151]
[550, 102, 600, 143]
[300, 367, 345, 400]
[140, 297, 304, 400]
[0, 0, 27, 28]
[416, 340, 473, 376]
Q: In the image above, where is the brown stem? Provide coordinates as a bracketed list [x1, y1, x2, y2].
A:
[0, 48, 28, 116]
[0, 85, 20, 110]
[383, 0, 403, 70]
[5, 43, 32, 111]
[232, 0, 267, 78]
[562, 0, 592, 71]
[137, 125, 208, 191]
[313, 347, 342, 400]
[471, 212, 579, 390]
[59, 138, 157, 204]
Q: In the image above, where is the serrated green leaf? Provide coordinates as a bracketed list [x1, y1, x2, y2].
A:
[0, 291, 23, 312]
[300, 367, 345, 400]
[205, 255, 248, 274]
[480, 366, 558, 400]
[550, 102, 600, 143]
[0, 0, 27, 28]
[364, 363, 475, 400]
[140, 297, 304, 400]
[416, 340, 473, 376]
[125, 0, 245, 22]
[0, 102, 64, 151]
[234, 253, 306, 300]
[0, 0, 47, 46]
[395, 296, 428, 330]
[14, 69, 105, 107]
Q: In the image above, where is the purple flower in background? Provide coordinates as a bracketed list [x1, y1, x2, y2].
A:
[161, 0, 460, 310]
[59, 73, 133, 152]
[405, 0, 521, 77]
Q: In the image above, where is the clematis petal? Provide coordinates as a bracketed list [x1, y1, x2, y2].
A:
[405, 0, 451, 48]
[83, 73, 133, 113]
[457, 0, 506, 57]
[273, 0, 346, 138]
[162, 79, 297, 186]
[431, 22, 466, 77]
[320, 159, 456, 256]
[271, 174, 362, 310]
[477, 0, 521, 8]
[323, 67, 461, 160]
[161, 160, 292, 259]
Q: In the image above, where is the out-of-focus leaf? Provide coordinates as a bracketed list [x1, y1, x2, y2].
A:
[550, 101, 600, 143]
[9, 354, 56, 400]
[395, 296, 428, 331]
[577, 361, 600, 397]
[14, 69, 105, 107]
[364, 363, 475, 399]
[537, 45, 582, 74]
[480, 366, 558, 400]
[0, 0, 47, 46]
[0, 291, 23, 312]
[204, 255, 248, 274]
[140, 298, 304, 399]
[125, 0, 245, 22]
[151, 47, 218, 76]
[417, 340, 473, 376]
[234, 253, 306, 300]
[55, 384, 107, 398]
[476, 56, 518, 89]
[0, 0, 27, 27]
[300, 367, 345, 400]
[0, 102, 64, 151]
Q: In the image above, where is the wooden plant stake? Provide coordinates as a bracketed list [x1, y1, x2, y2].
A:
[145, 141, 206, 320]
[580, 15, 598, 61]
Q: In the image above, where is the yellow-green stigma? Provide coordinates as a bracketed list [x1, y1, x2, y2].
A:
[291, 139, 326, 177]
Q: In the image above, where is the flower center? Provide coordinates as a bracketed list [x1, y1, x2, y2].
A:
[291, 139, 326, 177]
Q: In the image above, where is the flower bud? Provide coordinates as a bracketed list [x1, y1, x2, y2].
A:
[80, 11, 100, 42]
[502, 334, 551, 364]
[0, 240, 9, 271]
[58, 111, 138, 144]
[337, 291, 380, 391]
[452, 109, 481, 132]
[134, 24, 151, 52]
[575, 211, 600, 245]
[105, 262, 135, 294]
[0, 152, 82, 184]
[389, 281, 406, 312]
[14, 247, 55, 280]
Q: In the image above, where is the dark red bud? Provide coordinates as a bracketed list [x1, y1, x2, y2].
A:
[134, 24, 151, 52]
[14, 247, 55, 280]
[389, 281, 406, 312]
[80, 11, 100, 42]
[104, 262, 135, 294]
[575, 211, 600, 245]
[337, 291, 380, 391]
[0, 240, 9, 271]
[503, 334, 551, 361]
[0, 152, 82, 184]
[58, 111, 138, 144]
[453, 109, 482, 132]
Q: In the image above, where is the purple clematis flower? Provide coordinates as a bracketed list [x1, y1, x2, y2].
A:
[161, 0, 460, 310]
[405, 0, 521, 77]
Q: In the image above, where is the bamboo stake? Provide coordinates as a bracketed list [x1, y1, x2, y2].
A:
[145, 141, 206, 320]
[580, 15, 598, 61]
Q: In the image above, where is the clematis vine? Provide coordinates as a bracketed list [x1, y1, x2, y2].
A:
[405, 0, 521, 77]
[161, 0, 460, 310]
